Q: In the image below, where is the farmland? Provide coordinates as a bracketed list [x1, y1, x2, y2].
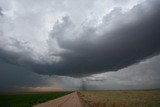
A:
[79, 89, 160, 107]
[0, 90, 160, 107]
[0, 91, 71, 107]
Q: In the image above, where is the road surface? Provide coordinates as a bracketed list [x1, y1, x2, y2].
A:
[34, 92, 85, 107]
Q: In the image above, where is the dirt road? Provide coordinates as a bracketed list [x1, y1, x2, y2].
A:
[34, 92, 85, 107]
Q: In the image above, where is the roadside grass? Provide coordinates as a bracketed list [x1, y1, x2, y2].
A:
[80, 89, 160, 107]
[0, 91, 71, 107]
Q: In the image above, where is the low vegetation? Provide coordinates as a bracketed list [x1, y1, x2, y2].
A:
[0, 91, 71, 107]
[80, 89, 160, 107]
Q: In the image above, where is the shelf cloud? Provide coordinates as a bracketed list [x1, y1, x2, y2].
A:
[0, 0, 160, 77]
[0, 0, 160, 91]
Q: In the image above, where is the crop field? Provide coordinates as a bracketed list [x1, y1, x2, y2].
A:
[0, 91, 71, 107]
[79, 89, 160, 107]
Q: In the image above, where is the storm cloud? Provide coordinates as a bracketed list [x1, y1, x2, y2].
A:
[0, 0, 160, 92]
[0, 7, 2, 16]
[31, 0, 160, 76]
[83, 54, 160, 90]
[0, 0, 160, 77]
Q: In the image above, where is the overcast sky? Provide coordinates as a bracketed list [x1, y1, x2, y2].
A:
[0, 0, 160, 92]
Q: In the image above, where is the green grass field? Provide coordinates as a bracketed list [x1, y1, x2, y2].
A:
[80, 89, 160, 107]
[0, 91, 71, 107]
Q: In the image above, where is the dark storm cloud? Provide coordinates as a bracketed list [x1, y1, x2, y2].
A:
[0, 7, 2, 16]
[33, 0, 160, 76]
[0, 60, 51, 92]
[0, 41, 33, 66]
[83, 54, 160, 90]
[0, 0, 160, 77]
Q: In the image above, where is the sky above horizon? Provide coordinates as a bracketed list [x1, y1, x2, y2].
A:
[0, 0, 160, 92]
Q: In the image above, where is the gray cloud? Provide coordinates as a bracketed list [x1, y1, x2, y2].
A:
[30, 0, 160, 76]
[0, 0, 160, 91]
[0, 7, 2, 16]
[0, 0, 160, 77]
[0, 59, 81, 92]
[0, 60, 49, 92]
[83, 54, 160, 90]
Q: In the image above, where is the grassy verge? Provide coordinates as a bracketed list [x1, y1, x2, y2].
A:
[0, 91, 71, 107]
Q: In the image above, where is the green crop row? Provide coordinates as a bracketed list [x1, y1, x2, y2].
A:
[0, 91, 71, 107]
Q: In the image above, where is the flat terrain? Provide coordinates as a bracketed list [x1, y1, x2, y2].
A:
[79, 89, 160, 107]
[34, 92, 85, 107]
[0, 90, 160, 107]
[0, 91, 71, 107]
